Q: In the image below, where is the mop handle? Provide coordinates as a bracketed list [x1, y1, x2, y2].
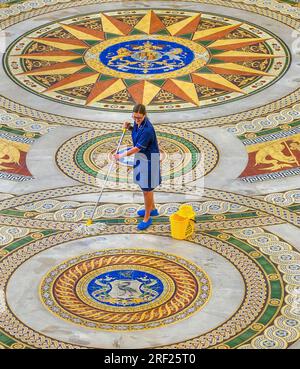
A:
[90, 128, 127, 220]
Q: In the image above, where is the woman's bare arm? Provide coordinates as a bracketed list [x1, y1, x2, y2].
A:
[114, 146, 140, 160]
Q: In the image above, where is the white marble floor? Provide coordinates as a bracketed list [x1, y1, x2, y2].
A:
[0, 0, 299, 350]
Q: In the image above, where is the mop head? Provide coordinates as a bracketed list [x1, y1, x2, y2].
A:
[86, 219, 93, 226]
[74, 220, 107, 235]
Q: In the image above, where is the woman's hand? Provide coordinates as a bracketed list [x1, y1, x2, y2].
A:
[114, 153, 122, 160]
[123, 121, 131, 130]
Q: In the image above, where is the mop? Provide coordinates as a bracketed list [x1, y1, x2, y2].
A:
[74, 128, 127, 236]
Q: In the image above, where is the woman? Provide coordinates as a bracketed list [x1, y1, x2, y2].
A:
[114, 104, 161, 230]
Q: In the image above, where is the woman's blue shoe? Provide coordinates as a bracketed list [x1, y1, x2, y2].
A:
[137, 218, 152, 231]
[137, 209, 159, 217]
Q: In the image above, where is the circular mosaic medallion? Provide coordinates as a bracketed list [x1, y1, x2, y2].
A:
[40, 249, 211, 330]
[85, 35, 209, 78]
[56, 127, 218, 186]
[84, 268, 168, 309]
[2, 225, 299, 348]
[5, 9, 290, 112]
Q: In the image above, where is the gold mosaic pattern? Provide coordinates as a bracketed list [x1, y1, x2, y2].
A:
[55, 127, 219, 186]
[0, 0, 299, 350]
[4, 8, 288, 112]
[40, 249, 210, 330]
[0, 0, 299, 126]
[1, 225, 299, 348]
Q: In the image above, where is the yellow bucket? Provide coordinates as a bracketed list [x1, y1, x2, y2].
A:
[170, 205, 196, 240]
[177, 204, 196, 220]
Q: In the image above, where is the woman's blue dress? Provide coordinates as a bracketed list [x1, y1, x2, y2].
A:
[131, 117, 161, 191]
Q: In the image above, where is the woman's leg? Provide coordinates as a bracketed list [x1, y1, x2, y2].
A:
[151, 192, 156, 211]
[143, 190, 154, 222]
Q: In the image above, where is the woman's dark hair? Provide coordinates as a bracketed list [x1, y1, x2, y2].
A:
[133, 104, 146, 115]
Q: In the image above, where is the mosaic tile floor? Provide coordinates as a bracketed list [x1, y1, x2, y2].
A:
[0, 0, 299, 349]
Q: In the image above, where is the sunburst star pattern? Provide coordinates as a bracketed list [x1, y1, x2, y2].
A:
[6, 9, 289, 111]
